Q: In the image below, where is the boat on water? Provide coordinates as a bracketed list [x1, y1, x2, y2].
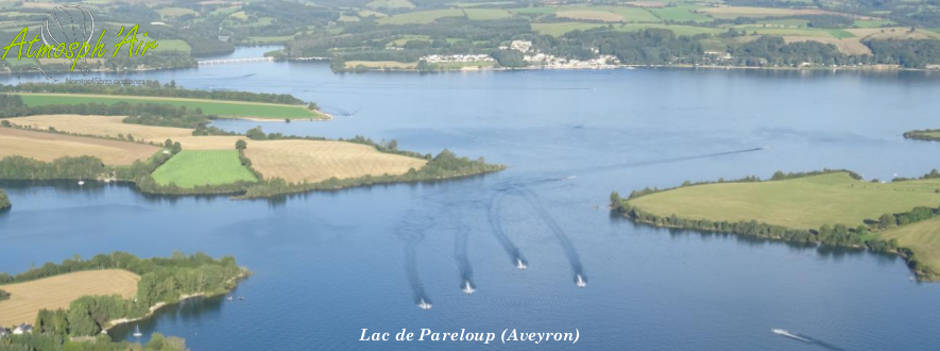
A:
[133, 325, 142, 338]
[417, 298, 432, 310]
[462, 280, 475, 295]
[515, 258, 527, 270]
[575, 274, 587, 288]
[77, 180, 85, 186]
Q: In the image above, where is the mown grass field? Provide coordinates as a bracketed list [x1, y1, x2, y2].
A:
[0, 269, 139, 326]
[152, 150, 258, 187]
[243, 140, 427, 183]
[883, 217, 940, 272]
[6, 114, 245, 150]
[627, 172, 940, 230]
[17, 93, 322, 120]
[0, 126, 159, 165]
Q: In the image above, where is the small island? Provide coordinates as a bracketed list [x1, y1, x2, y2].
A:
[0, 252, 247, 351]
[0, 189, 9, 211]
[612, 169, 940, 281]
[0, 82, 504, 198]
[904, 129, 940, 142]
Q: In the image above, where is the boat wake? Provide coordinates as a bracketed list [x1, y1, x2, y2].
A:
[772, 329, 847, 351]
[396, 213, 433, 310]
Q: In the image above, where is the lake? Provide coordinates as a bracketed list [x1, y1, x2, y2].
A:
[2, 46, 940, 350]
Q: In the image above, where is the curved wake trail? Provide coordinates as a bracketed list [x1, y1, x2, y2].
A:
[487, 189, 528, 269]
[395, 215, 432, 307]
[509, 186, 587, 286]
[515, 147, 766, 188]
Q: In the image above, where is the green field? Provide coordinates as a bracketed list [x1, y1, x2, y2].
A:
[18, 93, 322, 120]
[150, 39, 191, 55]
[533, 21, 721, 37]
[627, 172, 940, 230]
[883, 217, 940, 271]
[378, 9, 466, 24]
[853, 19, 894, 28]
[463, 8, 512, 20]
[152, 150, 257, 187]
[601, 6, 661, 22]
[649, 6, 712, 22]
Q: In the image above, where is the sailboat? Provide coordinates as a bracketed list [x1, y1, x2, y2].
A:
[133, 325, 142, 338]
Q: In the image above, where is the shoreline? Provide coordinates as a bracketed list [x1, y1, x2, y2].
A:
[101, 270, 249, 336]
[323, 60, 940, 74]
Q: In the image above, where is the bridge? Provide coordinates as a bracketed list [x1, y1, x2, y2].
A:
[197, 56, 274, 65]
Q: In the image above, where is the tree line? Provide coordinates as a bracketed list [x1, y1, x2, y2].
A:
[0, 188, 9, 211]
[0, 332, 188, 351]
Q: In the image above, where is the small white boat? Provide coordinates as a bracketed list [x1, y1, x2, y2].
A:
[417, 298, 432, 310]
[77, 180, 85, 186]
[515, 258, 527, 270]
[462, 281, 475, 295]
[575, 274, 587, 288]
[132, 325, 142, 338]
[226, 296, 233, 301]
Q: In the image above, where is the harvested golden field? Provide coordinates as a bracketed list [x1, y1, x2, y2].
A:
[0, 127, 159, 165]
[5, 115, 243, 150]
[9, 115, 192, 141]
[783, 36, 872, 55]
[244, 140, 428, 183]
[556, 10, 622, 22]
[0, 269, 140, 326]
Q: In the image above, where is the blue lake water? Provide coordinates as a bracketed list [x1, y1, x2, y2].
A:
[2, 47, 940, 350]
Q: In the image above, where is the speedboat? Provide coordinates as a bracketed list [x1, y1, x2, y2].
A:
[515, 258, 527, 270]
[575, 274, 587, 288]
[462, 281, 475, 295]
[133, 325, 142, 338]
[77, 180, 85, 186]
[417, 298, 432, 310]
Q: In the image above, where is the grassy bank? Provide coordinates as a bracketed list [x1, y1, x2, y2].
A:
[625, 172, 940, 230]
[904, 129, 940, 142]
[613, 170, 940, 280]
[17, 93, 325, 120]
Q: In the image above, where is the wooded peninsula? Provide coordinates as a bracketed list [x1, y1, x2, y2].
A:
[0, 252, 247, 351]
